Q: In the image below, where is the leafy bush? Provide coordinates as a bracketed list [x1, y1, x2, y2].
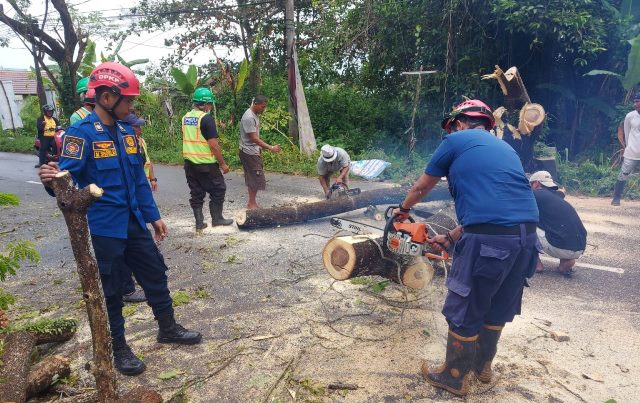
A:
[0, 130, 35, 154]
[19, 96, 40, 135]
[558, 159, 640, 199]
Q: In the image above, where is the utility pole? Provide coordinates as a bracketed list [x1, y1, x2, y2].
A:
[285, 0, 299, 143]
[31, 19, 48, 108]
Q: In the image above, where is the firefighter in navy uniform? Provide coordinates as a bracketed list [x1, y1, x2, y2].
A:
[39, 62, 201, 376]
[182, 87, 233, 230]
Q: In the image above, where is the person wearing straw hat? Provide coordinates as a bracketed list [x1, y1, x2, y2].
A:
[529, 171, 587, 276]
[611, 93, 640, 206]
[317, 144, 351, 198]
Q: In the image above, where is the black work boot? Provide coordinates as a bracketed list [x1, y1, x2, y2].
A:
[209, 200, 233, 226]
[193, 207, 208, 230]
[422, 329, 477, 396]
[112, 335, 146, 376]
[611, 180, 625, 206]
[157, 314, 202, 345]
[123, 289, 147, 303]
[474, 324, 503, 383]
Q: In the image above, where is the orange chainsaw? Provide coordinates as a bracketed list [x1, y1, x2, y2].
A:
[330, 206, 449, 261]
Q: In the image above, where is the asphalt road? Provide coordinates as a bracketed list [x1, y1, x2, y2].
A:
[1, 151, 639, 401]
[2, 151, 638, 310]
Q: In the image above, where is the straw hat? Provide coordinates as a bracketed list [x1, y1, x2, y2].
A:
[518, 103, 545, 134]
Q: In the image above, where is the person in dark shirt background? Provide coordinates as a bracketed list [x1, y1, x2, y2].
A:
[529, 171, 587, 276]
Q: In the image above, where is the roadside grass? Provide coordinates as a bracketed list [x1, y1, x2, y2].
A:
[0, 131, 34, 154]
[558, 159, 640, 199]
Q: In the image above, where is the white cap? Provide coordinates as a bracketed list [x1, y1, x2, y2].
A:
[321, 144, 337, 162]
[529, 170, 558, 189]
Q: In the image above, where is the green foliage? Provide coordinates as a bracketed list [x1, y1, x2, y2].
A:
[586, 33, 640, 90]
[1, 318, 77, 335]
[170, 65, 200, 98]
[0, 241, 40, 282]
[0, 289, 16, 310]
[558, 158, 640, 198]
[0, 193, 20, 206]
[19, 96, 41, 135]
[172, 291, 191, 307]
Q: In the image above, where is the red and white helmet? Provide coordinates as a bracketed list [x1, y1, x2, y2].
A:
[88, 62, 140, 96]
[441, 99, 495, 132]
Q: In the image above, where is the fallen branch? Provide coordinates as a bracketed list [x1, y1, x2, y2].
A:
[328, 382, 359, 390]
[262, 351, 302, 403]
[26, 355, 71, 399]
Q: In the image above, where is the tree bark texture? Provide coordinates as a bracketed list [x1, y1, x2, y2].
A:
[0, 331, 36, 403]
[50, 171, 117, 403]
[322, 235, 433, 289]
[235, 185, 451, 230]
[26, 355, 71, 399]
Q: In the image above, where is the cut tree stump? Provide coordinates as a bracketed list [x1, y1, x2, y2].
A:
[482, 65, 531, 110]
[0, 331, 37, 403]
[26, 355, 71, 399]
[236, 184, 451, 230]
[50, 171, 117, 402]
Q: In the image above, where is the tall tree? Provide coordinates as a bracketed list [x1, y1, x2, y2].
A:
[0, 0, 89, 118]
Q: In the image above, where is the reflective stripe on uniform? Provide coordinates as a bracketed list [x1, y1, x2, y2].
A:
[182, 110, 216, 164]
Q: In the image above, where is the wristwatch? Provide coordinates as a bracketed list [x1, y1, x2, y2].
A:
[149, 178, 158, 183]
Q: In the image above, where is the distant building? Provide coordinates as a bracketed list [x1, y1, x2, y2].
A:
[0, 68, 57, 130]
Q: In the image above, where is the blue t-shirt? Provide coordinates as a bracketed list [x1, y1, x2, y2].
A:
[426, 129, 538, 226]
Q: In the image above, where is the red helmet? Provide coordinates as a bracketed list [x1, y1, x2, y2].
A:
[83, 88, 96, 105]
[88, 62, 140, 96]
[441, 99, 495, 132]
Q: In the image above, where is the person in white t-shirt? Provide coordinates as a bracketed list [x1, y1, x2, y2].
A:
[612, 93, 640, 205]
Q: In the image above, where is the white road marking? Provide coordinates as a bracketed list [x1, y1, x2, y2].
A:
[540, 256, 625, 274]
[26, 180, 42, 185]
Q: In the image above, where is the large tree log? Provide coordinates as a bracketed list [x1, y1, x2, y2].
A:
[236, 184, 451, 230]
[0, 331, 36, 403]
[26, 355, 71, 399]
[322, 211, 457, 288]
[322, 235, 433, 289]
[50, 171, 117, 402]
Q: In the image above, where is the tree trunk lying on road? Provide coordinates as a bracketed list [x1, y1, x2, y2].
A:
[322, 211, 458, 289]
[26, 355, 71, 399]
[323, 234, 434, 289]
[235, 184, 451, 230]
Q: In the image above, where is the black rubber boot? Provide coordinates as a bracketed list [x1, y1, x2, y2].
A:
[193, 207, 208, 230]
[157, 314, 202, 345]
[473, 324, 503, 383]
[611, 180, 625, 206]
[112, 335, 146, 376]
[422, 329, 477, 396]
[209, 200, 233, 226]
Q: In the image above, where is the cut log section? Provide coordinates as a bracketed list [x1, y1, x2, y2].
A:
[482, 65, 531, 110]
[26, 355, 71, 399]
[236, 184, 451, 230]
[322, 235, 434, 289]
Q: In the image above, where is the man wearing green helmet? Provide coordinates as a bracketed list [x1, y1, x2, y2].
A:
[182, 87, 233, 230]
[76, 76, 89, 97]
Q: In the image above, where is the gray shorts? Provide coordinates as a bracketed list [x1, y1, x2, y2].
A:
[617, 158, 640, 181]
[537, 228, 583, 260]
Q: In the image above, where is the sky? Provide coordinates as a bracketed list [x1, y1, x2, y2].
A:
[0, 0, 240, 72]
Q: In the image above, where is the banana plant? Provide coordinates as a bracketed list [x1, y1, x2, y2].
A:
[170, 64, 199, 98]
[585, 33, 640, 91]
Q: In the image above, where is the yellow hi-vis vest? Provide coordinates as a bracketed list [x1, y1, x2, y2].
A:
[182, 110, 216, 164]
[138, 136, 152, 179]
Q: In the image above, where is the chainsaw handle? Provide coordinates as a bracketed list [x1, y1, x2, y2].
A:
[384, 206, 415, 223]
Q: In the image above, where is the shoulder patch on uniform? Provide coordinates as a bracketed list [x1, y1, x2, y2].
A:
[61, 136, 85, 160]
[92, 141, 117, 159]
[93, 122, 104, 132]
[122, 135, 138, 154]
[117, 123, 127, 133]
